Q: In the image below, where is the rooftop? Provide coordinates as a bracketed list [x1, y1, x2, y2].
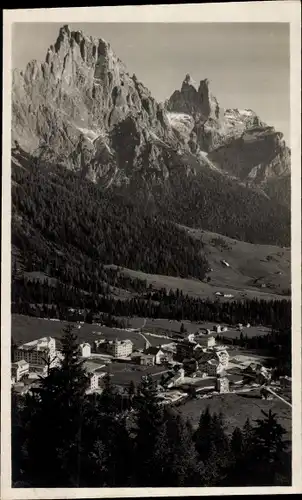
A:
[145, 346, 163, 356]
[109, 339, 133, 346]
[12, 360, 29, 367]
[18, 336, 55, 351]
[207, 359, 219, 366]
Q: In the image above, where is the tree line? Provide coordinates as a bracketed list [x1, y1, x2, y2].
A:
[12, 276, 291, 332]
[12, 326, 291, 487]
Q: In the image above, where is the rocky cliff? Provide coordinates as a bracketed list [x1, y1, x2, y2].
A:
[12, 25, 182, 185]
[166, 75, 290, 193]
[12, 25, 291, 245]
[12, 24, 290, 194]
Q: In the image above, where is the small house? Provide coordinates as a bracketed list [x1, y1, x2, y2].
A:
[131, 351, 155, 366]
[144, 346, 165, 365]
[216, 375, 229, 393]
[80, 343, 91, 358]
[213, 325, 221, 333]
[11, 360, 29, 382]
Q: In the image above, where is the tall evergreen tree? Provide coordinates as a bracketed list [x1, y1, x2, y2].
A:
[250, 410, 290, 486]
[21, 325, 89, 486]
[133, 375, 164, 485]
[230, 427, 244, 458]
[161, 409, 205, 486]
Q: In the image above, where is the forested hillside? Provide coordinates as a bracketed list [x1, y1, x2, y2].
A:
[12, 151, 209, 285]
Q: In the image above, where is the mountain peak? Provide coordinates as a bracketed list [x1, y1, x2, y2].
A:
[182, 73, 198, 91]
[167, 74, 220, 122]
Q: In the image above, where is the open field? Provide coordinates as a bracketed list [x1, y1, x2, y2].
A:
[177, 391, 292, 440]
[11, 314, 272, 350]
[103, 362, 167, 387]
[125, 317, 270, 340]
[11, 314, 170, 350]
[109, 227, 290, 301]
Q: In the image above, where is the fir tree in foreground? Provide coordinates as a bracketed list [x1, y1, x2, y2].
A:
[220, 412, 291, 487]
[22, 325, 89, 486]
[132, 375, 204, 486]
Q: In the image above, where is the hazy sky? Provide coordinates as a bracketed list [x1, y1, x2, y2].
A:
[12, 23, 290, 142]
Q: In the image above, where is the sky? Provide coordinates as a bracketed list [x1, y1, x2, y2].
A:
[12, 22, 290, 142]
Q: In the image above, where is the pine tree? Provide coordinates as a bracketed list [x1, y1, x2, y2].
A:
[21, 325, 89, 487]
[180, 322, 186, 334]
[162, 410, 205, 486]
[194, 408, 230, 485]
[128, 380, 136, 403]
[99, 372, 119, 415]
[230, 427, 244, 457]
[194, 406, 213, 462]
[225, 412, 290, 487]
[243, 417, 253, 451]
[133, 375, 164, 485]
[250, 410, 290, 485]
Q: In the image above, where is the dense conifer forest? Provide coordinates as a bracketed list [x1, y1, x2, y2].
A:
[12, 152, 290, 296]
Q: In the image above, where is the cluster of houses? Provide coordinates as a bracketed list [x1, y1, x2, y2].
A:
[12, 326, 289, 404]
[93, 337, 173, 367]
[11, 337, 103, 394]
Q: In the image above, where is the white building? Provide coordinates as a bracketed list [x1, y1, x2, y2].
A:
[195, 334, 216, 349]
[197, 347, 229, 374]
[80, 342, 91, 358]
[88, 372, 100, 391]
[215, 348, 229, 369]
[106, 339, 133, 358]
[216, 376, 229, 393]
[144, 346, 166, 365]
[14, 337, 56, 366]
[11, 360, 29, 382]
[29, 364, 48, 377]
[166, 368, 185, 389]
[186, 333, 195, 343]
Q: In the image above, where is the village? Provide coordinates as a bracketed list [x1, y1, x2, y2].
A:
[11, 321, 292, 410]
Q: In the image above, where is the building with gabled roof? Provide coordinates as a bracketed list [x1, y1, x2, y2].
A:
[14, 336, 56, 366]
[11, 359, 29, 382]
[79, 342, 91, 358]
[144, 346, 165, 365]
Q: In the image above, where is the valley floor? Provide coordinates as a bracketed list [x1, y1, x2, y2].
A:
[11, 314, 291, 445]
[11, 314, 271, 347]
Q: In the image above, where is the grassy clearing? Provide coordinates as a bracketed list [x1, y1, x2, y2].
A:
[109, 226, 290, 301]
[103, 362, 166, 387]
[126, 317, 270, 340]
[177, 392, 291, 440]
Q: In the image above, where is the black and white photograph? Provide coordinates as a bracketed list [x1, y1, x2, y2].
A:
[1, 3, 301, 497]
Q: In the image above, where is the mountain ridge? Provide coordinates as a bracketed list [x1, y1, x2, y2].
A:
[12, 25, 290, 250]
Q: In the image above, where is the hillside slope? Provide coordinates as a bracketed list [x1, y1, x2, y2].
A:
[108, 228, 290, 301]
